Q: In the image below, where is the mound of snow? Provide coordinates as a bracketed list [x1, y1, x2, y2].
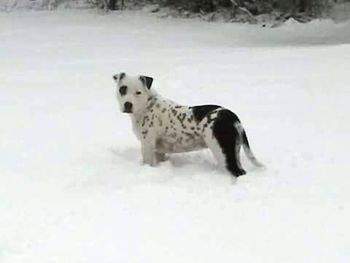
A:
[283, 17, 300, 26]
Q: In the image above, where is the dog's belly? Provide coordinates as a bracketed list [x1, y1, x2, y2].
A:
[156, 136, 207, 154]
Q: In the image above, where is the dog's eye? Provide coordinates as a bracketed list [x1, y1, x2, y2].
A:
[136, 91, 142, 96]
[119, 85, 127, 96]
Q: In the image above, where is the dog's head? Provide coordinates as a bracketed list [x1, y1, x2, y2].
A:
[113, 72, 153, 115]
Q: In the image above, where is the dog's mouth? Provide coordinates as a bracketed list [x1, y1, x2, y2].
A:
[123, 109, 133, 114]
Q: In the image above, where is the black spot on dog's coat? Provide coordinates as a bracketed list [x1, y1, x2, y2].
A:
[191, 105, 221, 123]
[176, 113, 186, 126]
[142, 116, 149, 127]
[119, 85, 128, 96]
[183, 132, 195, 139]
[187, 116, 193, 122]
[142, 130, 148, 139]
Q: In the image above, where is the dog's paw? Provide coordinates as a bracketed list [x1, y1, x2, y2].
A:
[142, 158, 159, 167]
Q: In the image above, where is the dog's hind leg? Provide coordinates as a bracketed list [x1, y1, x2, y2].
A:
[204, 112, 246, 177]
[205, 133, 246, 177]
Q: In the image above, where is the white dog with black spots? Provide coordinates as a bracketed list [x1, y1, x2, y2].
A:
[114, 72, 263, 177]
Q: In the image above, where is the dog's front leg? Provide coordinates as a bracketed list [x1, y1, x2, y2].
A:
[141, 137, 158, 167]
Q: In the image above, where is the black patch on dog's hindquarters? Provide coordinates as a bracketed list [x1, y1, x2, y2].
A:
[119, 85, 128, 96]
[212, 109, 245, 177]
[191, 105, 221, 123]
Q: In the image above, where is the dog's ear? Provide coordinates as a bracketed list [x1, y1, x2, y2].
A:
[140, 75, 153, 89]
[113, 72, 126, 82]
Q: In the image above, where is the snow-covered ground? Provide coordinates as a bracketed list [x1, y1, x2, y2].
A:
[0, 10, 350, 263]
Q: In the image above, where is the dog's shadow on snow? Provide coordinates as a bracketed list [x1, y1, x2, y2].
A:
[167, 151, 216, 170]
[110, 147, 141, 163]
[110, 146, 217, 173]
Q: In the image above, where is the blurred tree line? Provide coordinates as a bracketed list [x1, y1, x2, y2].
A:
[159, 0, 333, 14]
[105, 0, 341, 18]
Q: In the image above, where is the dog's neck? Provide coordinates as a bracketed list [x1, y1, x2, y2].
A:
[131, 92, 159, 122]
[146, 94, 158, 109]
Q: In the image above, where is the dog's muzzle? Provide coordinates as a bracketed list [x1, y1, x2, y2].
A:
[123, 102, 133, 113]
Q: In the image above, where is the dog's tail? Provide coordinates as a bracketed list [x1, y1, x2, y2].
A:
[239, 125, 264, 168]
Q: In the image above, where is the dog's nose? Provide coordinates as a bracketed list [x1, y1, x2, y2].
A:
[124, 102, 133, 113]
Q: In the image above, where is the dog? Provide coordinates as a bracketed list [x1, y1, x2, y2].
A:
[113, 72, 263, 177]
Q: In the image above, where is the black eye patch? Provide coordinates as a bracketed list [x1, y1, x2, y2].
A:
[119, 85, 128, 96]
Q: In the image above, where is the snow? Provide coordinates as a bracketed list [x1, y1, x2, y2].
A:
[0, 10, 350, 263]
